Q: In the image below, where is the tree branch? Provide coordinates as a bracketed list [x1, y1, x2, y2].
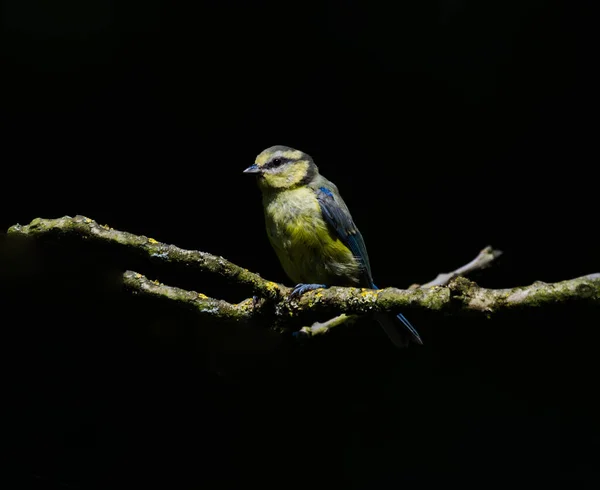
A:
[121, 270, 600, 336]
[8, 216, 600, 338]
[122, 270, 256, 323]
[410, 245, 503, 289]
[8, 215, 289, 301]
[295, 246, 505, 337]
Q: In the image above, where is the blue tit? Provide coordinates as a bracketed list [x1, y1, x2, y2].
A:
[244, 145, 422, 348]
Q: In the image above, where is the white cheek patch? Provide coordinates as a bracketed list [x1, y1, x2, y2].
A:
[267, 165, 288, 174]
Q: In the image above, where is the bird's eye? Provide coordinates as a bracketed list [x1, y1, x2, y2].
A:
[271, 158, 282, 166]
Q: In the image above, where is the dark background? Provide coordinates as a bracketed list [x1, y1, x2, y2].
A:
[1, 1, 597, 488]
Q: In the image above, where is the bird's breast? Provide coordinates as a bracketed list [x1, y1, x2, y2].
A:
[262, 187, 360, 285]
[264, 188, 323, 245]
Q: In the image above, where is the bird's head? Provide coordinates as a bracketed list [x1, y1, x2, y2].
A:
[243, 145, 318, 191]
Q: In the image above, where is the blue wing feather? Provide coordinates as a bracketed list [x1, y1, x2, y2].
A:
[316, 186, 373, 287]
[315, 185, 423, 347]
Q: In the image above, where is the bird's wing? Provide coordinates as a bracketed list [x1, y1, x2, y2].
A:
[315, 185, 373, 286]
[315, 184, 422, 347]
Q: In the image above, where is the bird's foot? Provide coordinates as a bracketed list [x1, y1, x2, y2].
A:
[290, 283, 327, 299]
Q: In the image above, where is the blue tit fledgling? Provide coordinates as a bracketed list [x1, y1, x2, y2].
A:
[244, 145, 422, 348]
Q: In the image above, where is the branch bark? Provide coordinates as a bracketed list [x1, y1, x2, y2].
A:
[410, 246, 503, 289]
[8, 215, 289, 300]
[8, 216, 600, 338]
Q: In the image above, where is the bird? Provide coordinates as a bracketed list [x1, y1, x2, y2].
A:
[243, 145, 422, 348]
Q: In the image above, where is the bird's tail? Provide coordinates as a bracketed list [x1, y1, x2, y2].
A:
[376, 312, 423, 348]
[372, 284, 423, 348]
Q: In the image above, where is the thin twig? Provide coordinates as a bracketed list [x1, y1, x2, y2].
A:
[411, 246, 503, 289]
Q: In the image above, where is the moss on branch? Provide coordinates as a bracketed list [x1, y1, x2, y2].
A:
[122, 270, 256, 323]
[125, 271, 600, 333]
[7, 216, 600, 339]
[8, 215, 288, 301]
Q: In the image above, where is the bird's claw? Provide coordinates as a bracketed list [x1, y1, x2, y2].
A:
[290, 283, 327, 299]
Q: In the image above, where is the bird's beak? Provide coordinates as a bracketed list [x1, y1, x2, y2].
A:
[243, 164, 262, 174]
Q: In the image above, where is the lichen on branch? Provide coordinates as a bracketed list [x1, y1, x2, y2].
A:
[8, 215, 288, 301]
[122, 270, 256, 323]
[8, 216, 600, 338]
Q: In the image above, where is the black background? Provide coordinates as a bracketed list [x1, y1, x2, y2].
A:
[1, 1, 598, 488]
